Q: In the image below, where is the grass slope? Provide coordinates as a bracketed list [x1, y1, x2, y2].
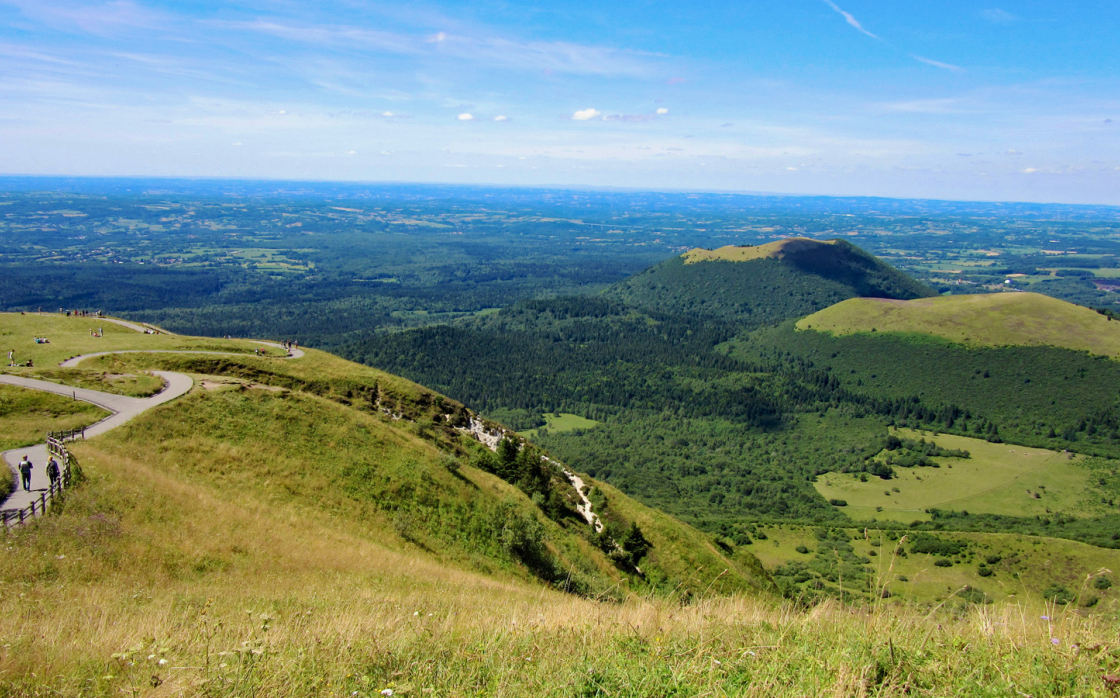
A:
[0, 384, 109, 452]
[815, 428, 1099, 522]
[798, 292, 1120, 357]
[607, 238, 933, 327]
[0, 312, 773, 598]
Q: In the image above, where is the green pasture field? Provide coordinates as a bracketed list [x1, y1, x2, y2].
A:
[519, 412, 601, 439]
[0, 312, 288, 370]
[798, 292, 1120, 357]
[1085, 267, 1120, 278]
[21, 367, 165, 397]
[815, 428, 1100, 520]
[747, 523, 1120, 608]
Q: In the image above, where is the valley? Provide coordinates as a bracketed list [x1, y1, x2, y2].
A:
[4, 182, 1120, 695]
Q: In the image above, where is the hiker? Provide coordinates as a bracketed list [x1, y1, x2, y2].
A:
[18, 456, 33, 491]
[46, 457, 60, 488]
[7, 349, 13, 366]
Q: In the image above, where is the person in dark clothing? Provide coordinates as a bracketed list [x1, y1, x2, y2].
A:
[46, 457, 60, 488]
[18, 456, 33, 491]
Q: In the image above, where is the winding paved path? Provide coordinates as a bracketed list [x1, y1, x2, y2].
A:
[2, 340, 305, 518]
[0, 371, 193, 515]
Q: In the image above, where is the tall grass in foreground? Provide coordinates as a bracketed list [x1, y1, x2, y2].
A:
[2, 574, 1117, 697]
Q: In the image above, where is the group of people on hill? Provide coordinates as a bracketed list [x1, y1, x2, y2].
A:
[15, 455, 62, 491]
[60, 308, 102, 318]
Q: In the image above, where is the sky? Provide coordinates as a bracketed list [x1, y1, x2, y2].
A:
[1, 0, 1118, 205]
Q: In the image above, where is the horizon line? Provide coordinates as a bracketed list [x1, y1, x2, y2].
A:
[0, 173, 1118, 211]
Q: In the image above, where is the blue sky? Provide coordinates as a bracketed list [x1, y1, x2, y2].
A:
[1, 1, 1118, 204]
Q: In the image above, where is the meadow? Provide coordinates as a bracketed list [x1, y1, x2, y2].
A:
[518, 412, 600, 440]
[0, 311, 286, 371]
[797, 293, 1120, 357]
[751, 524, 1119, 609]
[814, 428, 1100, 521]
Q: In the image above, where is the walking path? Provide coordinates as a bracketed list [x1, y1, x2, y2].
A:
[0, 371, 193, 516]
[1, 341, 305, 519]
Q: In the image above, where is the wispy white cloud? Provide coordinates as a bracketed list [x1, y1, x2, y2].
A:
[602, 113, 655, 122]
[600, 108, 671, 123]
[821, 0, 880, 40]
[572, 108, 600, 121]
[1, 0, 168, 36]
[982, 9, 1019, 24]
[912, 55, 965, 72]
[235, 21, 662, 78]
[457, 113, 474, 121]
[881, 98, 964, 114]
[493, 115, 509, 122]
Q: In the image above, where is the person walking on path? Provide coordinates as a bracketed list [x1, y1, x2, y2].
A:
[18, 456, 33, 491]
[46, 457, 60, 489]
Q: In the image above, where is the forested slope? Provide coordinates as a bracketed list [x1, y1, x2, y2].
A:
[604, 238, 934, 327]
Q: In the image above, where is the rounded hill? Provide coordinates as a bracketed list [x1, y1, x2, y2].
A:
[797, 292, 1120, 357]
[605, 237, 933, 327]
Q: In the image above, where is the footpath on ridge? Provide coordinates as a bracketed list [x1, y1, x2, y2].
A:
[1, 322, 306, 520]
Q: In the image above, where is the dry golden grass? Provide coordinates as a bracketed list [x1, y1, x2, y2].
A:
[682, 238, 837, 264]
[1, 436, 1117, 696]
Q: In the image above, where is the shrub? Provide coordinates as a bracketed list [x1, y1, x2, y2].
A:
[934, 558, 953, 567]
[1093, 576, 1112, 590]
[828, 499, 848, 507]
[910, 534, 967, 557]
[1042, 583, 1075, 605]
[795, 545, 810, 554]
[440, 454, 461, 474]
[959, 586, 991, 604]
[985, 554, 1002, 565]
[1081, 595, 1100, 608]
[977, 566, 993, 577]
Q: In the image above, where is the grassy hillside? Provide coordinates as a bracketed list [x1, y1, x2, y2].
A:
[606, 238, 933, 327]
[0, 311, 285, 370]
[0, 384, 108, 452]
[96, 354, 773, 597]
[0, 311, 773, 598]
[799, 292, 1120, 357]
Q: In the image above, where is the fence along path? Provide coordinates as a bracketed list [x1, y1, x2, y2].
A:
[1, 431, 81, 526]
[0, 342, 304, 526]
